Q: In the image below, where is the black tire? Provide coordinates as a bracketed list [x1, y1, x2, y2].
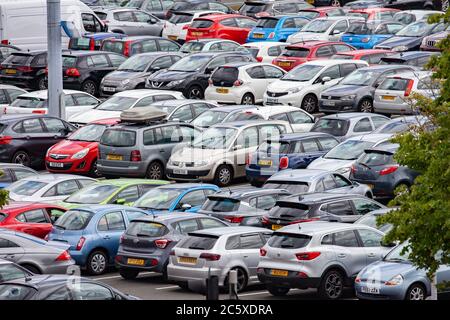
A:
[267, 285, 290, 296]
[318, 269, 345, 300]
[365, 192, 373, 199]
[22, 264, 41, 274]
[224, 267, 248, 293]
[12, 150, 31, 167]
[213, 164, 233, 187]
[405, 283, 426, 300]
[330, 0, 341, 7]
[161, 262, 169, 281]
[146, 161, 164, 180]
[89, 159, 101, 178]
[86, 250, 108, 275]
[178, 282, 189, 290]
[119, 268, 139, 280]
[37, 75, 47, 90]
[358, 98, 373, 113]
[301, 94, 318, 113]
[81, 79, 98, 97]
[186, 85, 204, 99]
[241, 93, 255, 105]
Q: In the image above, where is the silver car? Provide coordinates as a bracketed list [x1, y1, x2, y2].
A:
[0, 230, 75, 274]
[0, 259, 33, 283]
[167, 227, 272, 292]
[257, 222, 391, 299]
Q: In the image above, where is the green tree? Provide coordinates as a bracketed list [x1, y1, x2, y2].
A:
[0, 171, 8, 208]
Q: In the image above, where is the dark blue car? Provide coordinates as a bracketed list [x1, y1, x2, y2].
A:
[246, 132, 340, 186]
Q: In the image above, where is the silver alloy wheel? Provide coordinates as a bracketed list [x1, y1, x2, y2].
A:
[360, 100, 373, 112]
[302, 95, 317, 113]
[443, 0, 449, 11]
[91, 253, 106, 274]
[148, 162, 162, 179]
[235, 269, 246, 291]
[13, 152, 30, 166]
[38, 76, 47, 90]
[189, 87, 202, 99]
[331, 0, 341, 6]
[218, 167, 231, 185]
[325, 272, 343, 299]
[242, 94, 254, 105]
[409, 286, 425, 300]
[83, 81, 97, 96]
[91, 160, 100, 177]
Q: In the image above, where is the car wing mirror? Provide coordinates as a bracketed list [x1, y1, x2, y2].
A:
[233, 144, 243, 151]
[115, 198, 126, 205]
[148, 18, 157, 24]
[321, 76, 331, 84]
[181, 203, 192, 211]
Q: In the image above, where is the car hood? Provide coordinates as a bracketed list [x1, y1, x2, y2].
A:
[377, 36, 422, 48]
[289, 32, 328, 42]
[149, 69, 193, 82]
[69, 109, 121, 124]
[104, 71, 146, 81]
[171, 147, 227, 162]
[49, 140, 98, 155]
[322, 84, 367, 96]
[359, 260, 417, 283]
[267, 80, 310, 92]
[307, 157, 354, 171]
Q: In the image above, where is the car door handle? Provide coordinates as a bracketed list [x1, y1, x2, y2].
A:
[159, 149, 165, 153]
[367, 253, 376, 258]
[337, 254, 346, 258]
[243, 255, 249, 258]
[103, 236, 110, 240]
[25, 135, 31, 140]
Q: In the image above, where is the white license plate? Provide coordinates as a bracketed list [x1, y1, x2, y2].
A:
[266, 97, 279, 104]
[174, 169, 188, 175]
[103, 87, 116, 92]
[361, 286, 380, 294]
[49, 162, 64, 168]
[322, 100, 335, 106]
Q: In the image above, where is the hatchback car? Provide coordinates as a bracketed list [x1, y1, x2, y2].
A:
[0, 44, 20, 64]
[47, 205, 150, 274]
[168, 227, 272, 292]
[124, 0, 175, 19]
[239, 0, 313, 18]
[420, 28, 449, 51]
[297, 6, 346, 19]
[190, 105, 263, 129]
[242, 41, 287, 63]
[257, 222, 391, 299]
[392, 9, 443, 25]
[150, 99, 218, 122]
[371, 115, 431, 135]
[247, 15, 310, 43]
[331, 49, 393, 65]
[179, 39, 247, 54]
[0, 163, 37, 189]
[0, 259, 32, 283]
[0, 85, 27, 111]
[347, 7, 399, 21]
[101, 36, 181, 57]
[379, 51, 440, 69]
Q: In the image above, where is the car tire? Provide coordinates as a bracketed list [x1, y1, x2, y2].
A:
[21, 264, 41, 274]
[12, 150, 32, 167]
[365, 192, 373, 199]
[405, 283, 426, 300]
[224, 267, 248, 293]
[146, 161, 164, 180]
[213, 164, 233, 187]
[330, 0, 341, 7]
[241, 93, 255, 105]
[119, 268, 139, 280]
[318, 269, 345, 300]
[358, 98, 373, 113]
[89, 159, 101, 178]
[81, 79, 98, 97]
[267, 285, 290, 296]
[301, 94, 318, 113]
[86, 250, 108, 275]
[37, 75, 47, 90]
[186, 85, 204, 99]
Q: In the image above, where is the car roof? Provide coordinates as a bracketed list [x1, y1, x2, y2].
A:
[89, 178, 169, 187]
[189, 226, 268, 237]
[275, 132, 335, 141]
[0, 275, 101, 290]
[0, 202, 61, 212]
[243, 41, 286, 48]
[278, 221, 368, 235]
[346, 133, 393, 143]
[357, 64, 413, 72]
[131, 212, 210, 224]
[287, 41, 348, 48]
[107, 36, 163, 42]
[214, 119, 288, 129]
[382, 51, 438, 60]
[212, 186, 288, 199]
[336, 49, 391, 55]
[268, 169, 329, 182]
[220, 61, 254, 69]
[14, 89, 90, 99]
[320, 112, 387, 120]
[0, 162, 36, 169]
[113, 89, 177, 98]
[156, 183, 217, 190]
[206, 105, 260, 112]
[72, 204, 138, 213]
[196, 14, 244, 21]
[0, 84, 26, 90]
[62, 50, 114, 57]
[12, 174, 93, 183]
[279, 192, 360, 204]
[151, 99, 216, 107]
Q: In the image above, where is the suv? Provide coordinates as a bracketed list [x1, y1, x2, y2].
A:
[258, 222, 391, 299]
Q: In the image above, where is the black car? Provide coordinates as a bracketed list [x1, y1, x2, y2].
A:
[0, 45, 21, 64]
[0, 163, 38, 189]
[166, 0, 235, 19]
[100, 36, 181, 57]
[62, 51, 127, 96]
[379, 51, 440, 69]
[262, 192, 386, 230]
[0, 115, 75, 168]
[0, 275, 138, 300]
[384, 0, 446, 10]
[238, 0, 313, 18]
[0, 51, 48, 90]
[145, 51, 254, 99]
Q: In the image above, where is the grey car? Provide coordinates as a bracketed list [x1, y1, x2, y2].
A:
[319, 65, 416, 113]
[190, 105, 266, 129]
[115, 213, 229, 279]
[0, 259, 33, 283]
[124, 0, 174, 19]
[150, 99, 218, 122]
[100, 52, 183, 94]
[198, 187, 291, 227]
[0, 229, 75, 274]
[354, 208, 395, 233]
[372, 115, 430, 135]
[168, 226, 272, 292]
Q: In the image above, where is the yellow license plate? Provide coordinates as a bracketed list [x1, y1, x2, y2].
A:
[271, 224, 283, 231]
[192, 32, 203, 36]
[178, 257, 197, 264]
[271, 269, 288, 277]
[306, 0, 314, 3]
[216, 88, 229, 94]
[253, 33, 264, 39]
[277, 61, 291, 67]
[168, 35, 178, 40]
[5, 69, 16, 74]
[127, 258, 144, 266]
[258, 159, 272, 166]
[382, 95, 395, 101]
[106, 154, 123, 161]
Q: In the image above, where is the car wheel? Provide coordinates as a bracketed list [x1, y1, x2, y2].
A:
[81, 80, 98, 96]
[119, 268, 139, 280]
[187, 85, 204, 99]
[267, 285, 290, 296]
[213, 165, 233, 187]
[365, 192, 373, 199]
[224, 267, 248, 293]
[12, 151, 31, 167]
[22, 264, 40, 274]
[442, 0, 449, 11]
[358, 98, 373, 113]
[241, 93, 255, 105]
[330, 0, 341, 6]
[406, 283, 426, 300]
[301, 94, 318, 113]
[318, 269, 345, 300]
[89, 159, 101, 178]
[146, 161, 164, 180]
[37, 75, 48, 90]
[87, 250, 108, 275]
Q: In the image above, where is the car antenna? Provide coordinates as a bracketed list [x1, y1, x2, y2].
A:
[150, 209, 156, 220]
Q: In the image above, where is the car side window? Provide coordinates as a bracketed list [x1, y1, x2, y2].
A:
[178, 125, 197, 142]
[302, 139, 320, 152]
[209, 2, 228, 12]
[325, 201, 354, 216]
[192, 103, 211, 116]
[6, 89, 25, 102]
[171, 105, 193, 122]
[220, 18, 237, 27]
[321, 234, 333, 245]
[357, 229, 383, 247]
[235, 17, 256, 29]
[134, 96, 155, 108]
[386, 23, 404, 34]
[0, 90, 8, 104]
[114, 11, 134, 21]
[180, 190, 207, 207]
[73, 94, 98, 106]
[240, 233, 264, 249]
[333, 174, 351, 187]
[107, 54, 126, 68]
[340, 63, 357, 77]
[18, 119, 44, 134]
[371, 116, 388, 129]
[268, 46, 283, 56]
[0, 169, 12, 182]
[353, 118, 373, 133]
[352, 199, 383, 215]
[331, 20, 348, 34]
[323, 175, 337, 190]
[115, 186, 139, 203]
[71, 282, 115, 300]
[315, 46, 334, 58]
[159, 125, 180, 144]
[175, 219, 200, 234]
[289, 111, 313, 124]
[318, 137, 338, 150]
[125, 210, 145, 222]
[246, 66, 266, 79]
[242, 127, 259, 148]
[262, 65, 284, 79]
[42, 118, 66, 133]
[315, 179, 325, 192]
[220, 42, 240, 52]
[150, 56, 172, 71]
[207, 57, 227, 72]
[225, 235, 240, 250]
[23, 209, 48, 223]
[259, 125, 283, 141]
[199, 218, 226, 230]
[209, 43, 221, 51]
[90, 54, 109, 68]
[0, 238, 19, 248]
[133, 11, 152, 23]
[82, 13, 102, 33]
[158, 40, 179, 52]
[270, 113, 289, 122]
[143, 129, 155, 145]
[282, 18, 295, 29]
[55, 180, 80, 196]
[320, 65, 341, 80]
[333, 230, 360, 247]
[98, 211, 125, 231]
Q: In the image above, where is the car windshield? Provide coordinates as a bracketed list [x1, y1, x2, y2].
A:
[396, 21, 434, 37]
[0, 264, 31, 282]
[64, 184, 120, 204]
[54, 210, 94, 230]
[384, 242, 411, 263]
[10, 97, 47, 109]
[301, 19, 334, 33]
[96, 96, 138, 111]
[180, 42, 205, 53]
[168, 13, 193, 24]
[340, 69, 381, 86]
[169, 55, 210, 71]
[8, 181, 47, 196]
[345, 22, 376, 35]
[263, 182, 309, 194]
[281, 64, 323, 82]
[256, 18, 279, 28]
[68, 124, 107, 142]
[192, 110, 227, 127]
[191, 127, 237, 149]
[134, 188, 182, 210]
[202, 197, 240, 212]
[324, 140, 375, 160]
[258, 140, 290, 154]
[311, 118, 350, 136]
[0, 285, 36, 300]
[117, 55, 153, 72]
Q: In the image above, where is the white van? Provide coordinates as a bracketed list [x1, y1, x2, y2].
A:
[0, 0, 106, 51]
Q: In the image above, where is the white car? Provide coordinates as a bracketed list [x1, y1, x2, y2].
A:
[287, 16, 364, 43]
[179, 38, 245, 54]
[162, 10, 224, 43]
[3, 90, 100, 120]
[263, 60, 369, 113]
[242, 41, 288, 63]
[68, 89, 184, 126]
[0, 85, 27, 112]
[393, 10, 444, 25]
[6, 174, 96, 203]
[205, 62, 286, 105]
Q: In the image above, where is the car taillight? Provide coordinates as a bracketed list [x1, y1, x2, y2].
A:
[404, 79, 414, 97]
[379, 165, 399, 175]
[32, 110, 46, 114]
[256, 56, 263, 62]
[223, 216, 244, 224]
[89, 39, 96, 51]
[260, 248, 267, 256]
[66, 68, 81, 77]
[200, 253, 221, 261]
[55, 250, 71, 261]
[268, 32, 275, 39]
[208, 78, 213, 85]
[246, 153, 252, 166]
[279, 156, 289, 170]
[130, 150, 141, 162]
[0, 136, 12, 145]
[233, 80, 243, 87]
[1, 40, 9, 45]
[261, 216, 269, 225]
[351, 165, 357, 174]
[17, 66, 33, 73]
[295, 252, 321, 261]
[123, 41, 130, 57]
[289, 217, 319, 225]
[355, 277, 361, 283]
[76, 236, 86, 251]
[182, 25, 189, 30]
[170, 250, 175, 256]
[155, 239, 171, 249]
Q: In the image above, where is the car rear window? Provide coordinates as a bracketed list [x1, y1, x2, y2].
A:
[169, 12, 193, 24]
[298, 10, 319, 19]
[0, 213, 6, 222]
[178, 234, 218, 250]
[379, 58, 406, 65]
[62, 56, 77, 68]
[101, 129, 136, 147]
[263, 182, 309, 194]
[256, 18, 278, 28]
[126, 221, 169, 237]
[268, 232, 312, 249]
[54, 210, 94, 230]
[190, 19, 214, 29]
[69, 38, 91, 50]
[202, 197, 240, 212]
[10, 97, 47, 109]
[311, 119, 350, 137]
[211, 67, 239, 86]
[331, 54, 353, 60]
[268, 201, 310, 219]
[239, 3, 266, 14]
[8, 181, 47, 196]
[378, 78, 410, 91]
[282, 48, 310, 58]
[359, 150, 395, 166]
[0, 284, 36, 300]
[4, 54, 31, 65]
[102, 40, 124, 54]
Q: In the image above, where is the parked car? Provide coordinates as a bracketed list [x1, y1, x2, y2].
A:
[342, 0, 385, 9]
[82, 0, 125, 7]
[145, 52, 254, 99]
[272, 41, 356, 72]
[257, 222, 391, 299]
[0, 114, 76, 168]
[6, 174, 96, 203]
[239, 0, 313, 18]
[0, 202, 66, 238]
[168, 226, 272, 292]
[393, 9, 443, 25]
[0, 229, 74, 274]
[100, 36, 181, 57]
[297, 6, 346, 19]
[150, 99, 218, 122]
[331, 49, 393, 65]
[354, 208, 394, 233]
[371, 115, 431, 134]
[165, 0, 235, 19]
[420, 28, 449, 51]
[246, 132, 339, 186]
[179, 39, 247, 54]
[242, 41, 287, 63]
[116, 212, 229, 279]
[0, 85, 27, 112]
[247, 15, 310, 43]
[68, 32, 126, 51]
[385, 0, 446, 11]
[0, 259, 32, 283]
[47, 205, 150, 274]
[185, 14, 257, 44]
[4, 90, 100, 120]
[347, 7, 399, 21]
[205, 62, 286, 105]
[379, 51, 440, 69]
[319, 65, 416, 113]
[355, 242, 450, 300]
[191, 105, 263, 129]
[265, 60, 368, 113]
[198, 187, 291, 226]
[0, 45, 20, 64]
[0, 163, 38, 189]
[166, 120, 293, 186]
[123, 0, 175, 19]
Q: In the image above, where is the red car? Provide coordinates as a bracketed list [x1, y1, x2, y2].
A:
[185, 14, 257, 44]
[272, 41, 355, 71]
[45, 118, 119, 176]
[298, 6, 346, 19]
[331, 49, 394, 65]
[348, 8, 400, 21]
[0, 202, 66, 239]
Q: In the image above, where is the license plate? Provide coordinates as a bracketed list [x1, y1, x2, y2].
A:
[216, 88, 229, 94]
[174, 168, 188, 175]
[5, 69, 16, 74]
[322, 100, 335, 106]
[271, 269, 288, 277]
[192, 32, 203, 36]
[271, 224, 283, 231]
[253, 33, 264, 39]
[277, 61, 292, 67]
[382, 95, 395, 101]
[168, 35, 178, 40]
[48, 162, 64, 168]
[361, 286, 380, 294]
[258, 159, 272, 166]
[103, 87, 116, 92]
[106, 154, 123, 161]
[266, 97, 279, 104]
[178, 257, 197, 264]
[127, 258, 145, 266]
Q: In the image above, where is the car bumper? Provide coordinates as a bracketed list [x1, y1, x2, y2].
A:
[257, 269, 321, 289]
[205, 87, 243, 104]
[41, 260, 76, 274]
[46, 158, 94, 174]
[352, 178, 395, 199]
[97, 160, 148, 177]
[63, 77, 83, 90]
[319, 99, 358, 113]
[0, 75, 36, 89]
[68, 250, 88, 267]
[355, 282, 408, 300]
[166, 166, 212, 181]
[374, 101, 416, 115]
[245, 167, 276, 183]
[263, 92, 303, 108]
[115, 252, 167, 273]
[167, 264, 226, 286]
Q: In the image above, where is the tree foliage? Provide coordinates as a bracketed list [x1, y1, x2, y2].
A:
[0, 171, 8, 209]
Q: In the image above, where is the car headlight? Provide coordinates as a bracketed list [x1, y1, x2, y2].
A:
[385, 274, 403, 286]
[336, 167, 350, 174]
[340, 94, 357, 101]
[288, 87, 301, 94]
[71, 148, 89, 160]
[167, 80, 184, 87]
[392, 45, 409, 52]
[46, 148, 52, 157]
[121, 79, 131, 86]
[194, 160, 208, 167]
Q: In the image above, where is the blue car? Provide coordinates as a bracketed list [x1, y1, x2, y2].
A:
[0, 163, 38, 189]
[247, 15, 310, 43]
[341, 20, 404, 49]
[246, 132, 339, 186]
[133, 183, 220, 214]
[68, 32, 126, 51]
[47, 205, 150, 275]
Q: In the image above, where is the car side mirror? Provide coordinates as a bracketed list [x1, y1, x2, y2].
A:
[332, 29, 341, 35]
[59, 128, 70, 136]
[181, 203, 192, 211]
[321, 76, 331, 84]
[150, 66, 161, 72]
[115, 198, 126, 205]
[148, 18, 157, 24]
[233, 144, 243, 151]
[374, 82, 380, 88]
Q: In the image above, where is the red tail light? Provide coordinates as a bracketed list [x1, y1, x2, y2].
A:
[32, 110, 46, 114]
[233, 80, 243, 87]
[76, 237, 86, 251]
[200, 253, 221, 261]
[0, 136, 12, 145]
[404, 79, 414, 97]
[208, 78, 213, 85]
[1, 40, 9, 45]
[246, 153, 252, 166]
[223, 216, 244, 224]
[155, 239, 171, 249]
[170, 250, 175, 256]
[261, 216, 269, 225]
[260, 248, 267, 256]
[182, 25, 189, 30]
[17, 66, 33, 73]
[256, 56, 263, 62]
[89, 39, 96, 51]
[55, 250, 71, 261]
[123, 41, 130, 57]
[289, 218, 319, 225]
[295, 252, 321, 261]
[379, 165, 399, 175]
[279, 156, 289, 170]
[65, 68, 81, 77]
[351, 165, 357, 174]
[268, 32, 275, 39]
[130, 150, 141, 162]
